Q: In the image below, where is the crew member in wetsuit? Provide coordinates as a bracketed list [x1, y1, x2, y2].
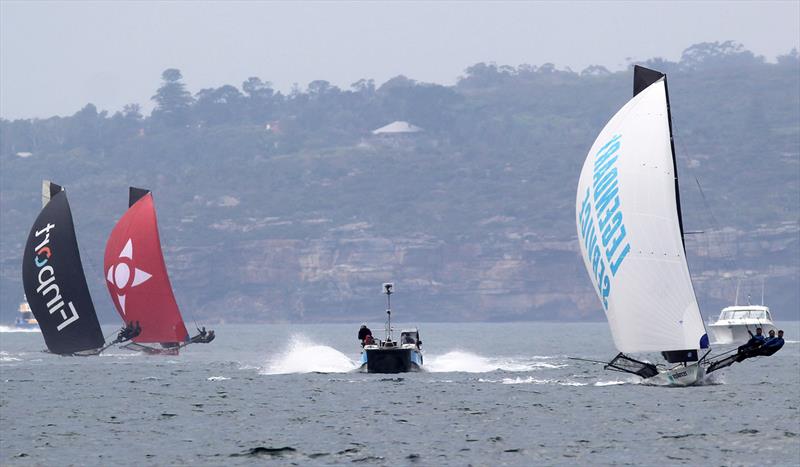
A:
[116, 323, 131, 342]
[738, 327, 765, 353]
[760, 330, 785, 356]
[736, 327, 766, 361]
[358, 324, 372, 346]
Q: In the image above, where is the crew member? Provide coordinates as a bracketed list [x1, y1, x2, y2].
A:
[358, 324, 372, 345]
[761, 330, 785, 356]
[738, 327, 765, 353]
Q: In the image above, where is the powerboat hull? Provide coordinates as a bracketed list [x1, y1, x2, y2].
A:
[13, 321, 39, 330]
[707, 305, 777, 344]
[708, 322, 777, 345]
[360, 347, 423, 373]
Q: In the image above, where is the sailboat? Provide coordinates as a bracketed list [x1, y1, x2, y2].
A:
[21, 181, 129, 355]
[575, 66, 711, 386]
[104, 187, 214, 355]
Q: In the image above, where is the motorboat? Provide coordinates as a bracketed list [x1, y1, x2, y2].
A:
[358, 283, 423, 373]
[14, 300, 38, 329]
[707, 305, 777, 345]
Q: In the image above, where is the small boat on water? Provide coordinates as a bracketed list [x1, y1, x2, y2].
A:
[104, 187, 214, 355]
[707, 305, 777, 345]
[358, 283, 423, 373]
[14, 299, 38, 329]
[22, 181, 133, 355]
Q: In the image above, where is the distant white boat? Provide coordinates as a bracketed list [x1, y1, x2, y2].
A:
[707, 305, 777, 345]
[14, 299, 38, 329]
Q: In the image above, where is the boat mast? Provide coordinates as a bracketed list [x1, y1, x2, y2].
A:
[383, 282, 393, 342]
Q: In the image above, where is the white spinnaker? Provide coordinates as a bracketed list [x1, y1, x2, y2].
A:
[576, 78, 706, 353]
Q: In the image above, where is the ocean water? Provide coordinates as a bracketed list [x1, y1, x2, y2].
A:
[1, 322, 799, 466]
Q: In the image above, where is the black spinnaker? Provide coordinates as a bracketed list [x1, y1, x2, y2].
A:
[22, 181, 105, 354]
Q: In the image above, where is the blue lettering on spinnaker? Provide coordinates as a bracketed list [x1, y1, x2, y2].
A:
[578, 134, 631, 309]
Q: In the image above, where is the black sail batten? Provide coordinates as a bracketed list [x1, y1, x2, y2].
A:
[129, 187, 151, 207]
[43, 180, 64, 204]
[633, 65, 665, 97]
[22, 190, 105, 354]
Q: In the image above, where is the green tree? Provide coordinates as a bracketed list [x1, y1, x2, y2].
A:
[151, 68, 193, 128]
[242, 77, 276, 122]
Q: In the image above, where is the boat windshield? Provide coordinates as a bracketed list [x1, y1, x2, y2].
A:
[722, 310, 768, 320]
[400, 332, 418, 345]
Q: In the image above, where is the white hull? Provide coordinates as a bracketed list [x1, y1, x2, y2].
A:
[707, 305, 776, 344]
[646, 362, 705, 387]
[708, 322, 777, 345]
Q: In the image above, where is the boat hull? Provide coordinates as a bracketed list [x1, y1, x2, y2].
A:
[646, 362, 706, 387]
[122, 342, 180, 356]
[708, 322, 777, 345]
[360, 348, 423, 373]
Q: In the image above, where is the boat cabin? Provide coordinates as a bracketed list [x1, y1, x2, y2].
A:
[714, 305, 772, 323]
[399, 329, 421, 348]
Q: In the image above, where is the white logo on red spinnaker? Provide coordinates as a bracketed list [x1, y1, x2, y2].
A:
[105, 238, 152, 314]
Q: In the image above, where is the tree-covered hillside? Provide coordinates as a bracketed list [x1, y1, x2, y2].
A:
[1, 41, 798, 324]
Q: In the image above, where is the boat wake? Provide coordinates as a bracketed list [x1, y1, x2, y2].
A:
[0, 351, 23, 362]
[425, 350, 565, 373]
[261, 335, 358, 375]
[0, 325, 40, 333]
[479, 376, 637, 386]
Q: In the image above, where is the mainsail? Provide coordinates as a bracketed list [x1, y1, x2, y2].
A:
[22, 181, 105, 354]
[104, 188, 189, 344]
[575, 66, 708, 357]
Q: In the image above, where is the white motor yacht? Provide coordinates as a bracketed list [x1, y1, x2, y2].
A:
[707, 305, 777, 345]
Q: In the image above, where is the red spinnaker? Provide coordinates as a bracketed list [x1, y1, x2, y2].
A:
[104, 193, 189, 344]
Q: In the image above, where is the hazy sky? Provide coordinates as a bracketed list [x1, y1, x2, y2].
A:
[1, 1, 798, 119]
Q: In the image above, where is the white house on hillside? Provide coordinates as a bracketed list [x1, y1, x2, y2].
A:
[371, 121, 423, 135]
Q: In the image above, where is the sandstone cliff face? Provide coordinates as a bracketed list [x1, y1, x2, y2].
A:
[160, 219, 798, 324]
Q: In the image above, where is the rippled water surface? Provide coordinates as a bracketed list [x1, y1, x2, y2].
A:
[2, 322, 799, 466]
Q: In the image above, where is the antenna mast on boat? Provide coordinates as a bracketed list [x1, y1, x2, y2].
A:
[761, 277, 765, 305]
[383, 282, 394, 342]
[735, 279, 741, 306]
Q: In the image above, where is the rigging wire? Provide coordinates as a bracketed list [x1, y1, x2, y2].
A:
[672, 126, 745, 311]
